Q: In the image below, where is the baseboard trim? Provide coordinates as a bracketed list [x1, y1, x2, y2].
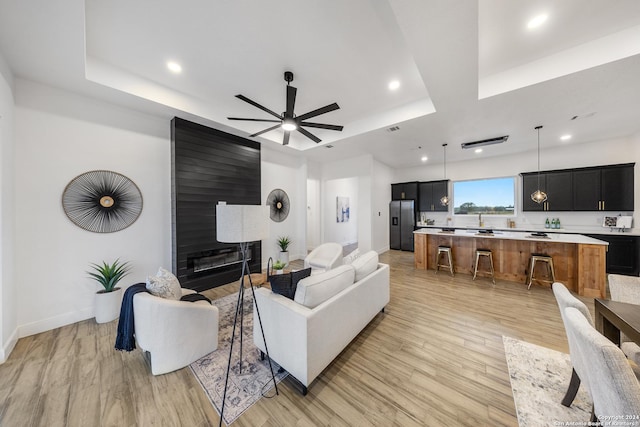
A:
[0, 328, 18, 363]
[17, 307, 94, 339]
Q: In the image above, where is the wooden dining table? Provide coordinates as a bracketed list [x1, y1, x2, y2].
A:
[594, 298, 640, 346]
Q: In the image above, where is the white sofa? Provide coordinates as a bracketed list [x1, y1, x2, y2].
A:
[253, 250, 389, 394]
[133, 288, 219, 375]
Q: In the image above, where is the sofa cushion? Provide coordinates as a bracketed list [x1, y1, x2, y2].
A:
[294, 264, 355, 308]
[146, 267, 182, 300]
[350, 250, 379, 282]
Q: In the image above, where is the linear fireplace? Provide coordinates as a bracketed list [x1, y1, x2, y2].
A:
[187, 244, 256, 277]
[171, 117, 262, 291]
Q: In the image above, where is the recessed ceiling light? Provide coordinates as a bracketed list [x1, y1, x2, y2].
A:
[167, 61, 182, 73]
[388, 80, 400, 91]
[560, 134, 572, 141]
[527, 13, 548, 30]
[475, 148, 483, 153]
[421, 156, 428, 162]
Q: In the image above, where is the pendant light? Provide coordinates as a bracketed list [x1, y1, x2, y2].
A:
[531, 125, 547, 204]
[440, 143, 450, 206]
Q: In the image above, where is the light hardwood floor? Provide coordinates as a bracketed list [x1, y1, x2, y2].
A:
[0, 250, 595, 426]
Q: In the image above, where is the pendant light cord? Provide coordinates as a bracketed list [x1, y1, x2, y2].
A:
[442, 143, 447, 179]
[535, 126, 542, 187]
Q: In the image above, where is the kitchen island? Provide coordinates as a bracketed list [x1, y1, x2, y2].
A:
[414, 228, 608, 298]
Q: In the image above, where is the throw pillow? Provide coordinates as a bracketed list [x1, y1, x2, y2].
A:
[146, 267, 182, 300]
[269, 268, 312, 300]
[269, 273, 293, 299]
[343, 248, 361, 264]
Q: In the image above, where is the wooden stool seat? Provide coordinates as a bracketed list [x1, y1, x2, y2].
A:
[527, 254, 556, 289]
[473, 249, 495, 285]
[436, 246, 454, 276]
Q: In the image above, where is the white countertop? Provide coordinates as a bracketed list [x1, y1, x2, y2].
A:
[415, 224, 640, 236]
[413, 228, 609, 245]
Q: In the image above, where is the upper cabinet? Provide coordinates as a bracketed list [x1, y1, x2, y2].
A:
[573, 164, 634, 211]
[391, 182, 418, 201]
[522, 163, 634, 212]
[418, 180, 448, 212]
[522, 171, 573, 212]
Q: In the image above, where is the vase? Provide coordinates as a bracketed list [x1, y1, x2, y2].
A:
[278, 251, 289, 267]
[95, 287, 123, 323]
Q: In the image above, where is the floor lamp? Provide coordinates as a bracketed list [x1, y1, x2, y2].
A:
[215, 202, 279, 427]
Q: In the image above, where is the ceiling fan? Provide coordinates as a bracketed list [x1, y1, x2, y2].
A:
[228, 71, 343, 146]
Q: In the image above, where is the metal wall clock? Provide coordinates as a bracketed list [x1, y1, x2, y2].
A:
[62, 170, 143, 233]
[266, 188, 290, 222]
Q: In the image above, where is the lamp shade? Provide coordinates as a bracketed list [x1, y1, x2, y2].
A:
[216, 203, 269, 243]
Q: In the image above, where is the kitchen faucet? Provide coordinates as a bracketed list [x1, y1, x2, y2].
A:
[479, 213, 483, 227]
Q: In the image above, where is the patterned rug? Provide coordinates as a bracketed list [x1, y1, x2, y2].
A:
[503, 336, 592, 427]
[190, 291, 288, 425]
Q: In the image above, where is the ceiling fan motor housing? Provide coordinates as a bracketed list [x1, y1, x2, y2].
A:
[284, 71, 294, 83]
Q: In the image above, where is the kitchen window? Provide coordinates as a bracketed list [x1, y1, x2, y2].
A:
[453, 177, 515, 215]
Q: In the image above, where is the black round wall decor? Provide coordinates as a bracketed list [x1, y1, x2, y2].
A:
[62, 170, 143, 233]
[266, 188, 290, 222]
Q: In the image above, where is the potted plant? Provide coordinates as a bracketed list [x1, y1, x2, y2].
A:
[277, 236, 291, 267]
[88, 259, 131, 324]
[272, 260, 286, 275]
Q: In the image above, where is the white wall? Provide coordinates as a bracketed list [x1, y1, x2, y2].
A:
[324, 177, 359, 245]
[394, 136, 640, 232]
[14, 79, 171, 337]
[320, 154, 377, 251]
[372, 159, 393, 253]
[261, 148, 307, 265]
[0, 54, 16, 362]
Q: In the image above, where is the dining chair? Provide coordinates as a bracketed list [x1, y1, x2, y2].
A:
[564, 307, 640, 424]
[551, 282, 593, 407]
[608, 274, 640, 365]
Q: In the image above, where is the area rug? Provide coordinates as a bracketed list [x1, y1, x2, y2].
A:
[190, 291, 288, 426]
[503, 336, 592, 427]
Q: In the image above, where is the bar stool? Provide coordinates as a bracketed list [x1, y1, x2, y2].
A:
[436, 246, 454, 276]
[473, 249, 495, 285]
[527, 253, 556, 289]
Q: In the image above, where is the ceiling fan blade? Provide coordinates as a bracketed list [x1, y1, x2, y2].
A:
[235, 94, 282, 119]
[250, 124, 282, 138]
[300, 122, 344, 131]
[228, 117, 281, 123]
[286, 85, 297, 118]
[296, 102, 340, 121]
[283, 131, 290, 146]
[297, 127, 321, 143]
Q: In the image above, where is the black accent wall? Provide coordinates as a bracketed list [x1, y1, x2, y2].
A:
[171, 117, 262, 291]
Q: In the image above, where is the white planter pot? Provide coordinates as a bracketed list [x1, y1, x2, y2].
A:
[95, 287, 123, 324]
[278, 251, 289, 267]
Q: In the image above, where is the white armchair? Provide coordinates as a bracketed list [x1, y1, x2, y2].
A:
[304, 242, 343, 272]
[133, 288, 219, 375]
[608, 274, 640, 365]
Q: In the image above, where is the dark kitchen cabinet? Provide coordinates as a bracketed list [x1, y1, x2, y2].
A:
[586, 234, 640, 276]
[522, 171, 573, 212]
[391, 182, 418, 201]
[418, 180, 449, 212]
[523, 163, 634, 212]
[574, 164, 634, 211]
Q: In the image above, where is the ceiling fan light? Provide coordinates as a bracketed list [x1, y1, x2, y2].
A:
[282, 118, 297, 131]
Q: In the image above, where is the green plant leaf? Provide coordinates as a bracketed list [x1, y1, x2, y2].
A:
[87, 258, 131, 292]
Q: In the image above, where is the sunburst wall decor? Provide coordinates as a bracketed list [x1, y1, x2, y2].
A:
[62, 170, 143, 233]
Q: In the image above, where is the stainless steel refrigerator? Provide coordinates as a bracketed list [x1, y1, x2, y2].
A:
[389, 200, 415, 251]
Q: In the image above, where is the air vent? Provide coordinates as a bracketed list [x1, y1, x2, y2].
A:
[460, 135, 509, 149]
[387, 126, 400, 132]
[325, 144, 334, 148]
